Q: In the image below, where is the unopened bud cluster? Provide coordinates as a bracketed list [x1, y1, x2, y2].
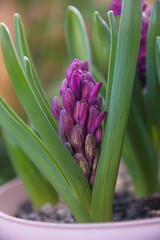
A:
[52, 59, 106, 186]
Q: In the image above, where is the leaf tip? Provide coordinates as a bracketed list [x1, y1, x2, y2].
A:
[67, 5, 76, 12]
[14, 13, 20, 18]
[107, 10, 114, 17]
[0, 23, 9, 36]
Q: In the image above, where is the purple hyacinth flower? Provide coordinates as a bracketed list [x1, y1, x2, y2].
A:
[108, 0, 149, 82]
[52, 59, 107, 187]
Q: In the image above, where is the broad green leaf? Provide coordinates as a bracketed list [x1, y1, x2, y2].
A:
[65, 6, 92, 65]
[0, 23, 91, 214]
[3, 132, 58, 209]
[124, 99, 158, 196]
[92, 11, 110, 77]
[0, 98, 91, 222]
[156, 36, 160, 85]
[106, 11, 117, 111]
[14, 13, 50, 110]
[91, 0, 142, 222]
[146, 0, 160, 137]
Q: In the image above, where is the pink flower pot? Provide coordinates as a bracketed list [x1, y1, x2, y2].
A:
[0, 179, 160, 240]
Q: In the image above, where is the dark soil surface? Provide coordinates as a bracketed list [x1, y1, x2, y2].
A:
[15, 193, 160, 223]
[14, 163, 160, 223]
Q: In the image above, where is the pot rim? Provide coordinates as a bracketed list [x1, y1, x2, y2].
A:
[0, 178, 160, 230]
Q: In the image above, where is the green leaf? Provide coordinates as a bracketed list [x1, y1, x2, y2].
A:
[91, 0, 142, 222]
[65, 6, 92, 64]
[106, 11, 117, 112]
[3, 132, 59, 209]
[156, 36, 160, 85]
[146, 0, 160, 137]
[0, 23, 91, 216]
[124, 99, 158, 196]
[92, 11, 110, 77]
[24, 56, 57, 131]
[14, 13, 50, 110]
[0, 98, 91, 222]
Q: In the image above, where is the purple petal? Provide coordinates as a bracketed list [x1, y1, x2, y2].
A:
[74, 153, 90, 178]
[89, 149, 99, 187]
[93, 96, 103, 110]
[69, 71, 82, 99]
[91, 111, 107, 134]
[80, 60, 89, 71]
[81, 81, 94, 102]
[85, 134, 96, 169]
[88, 82, 102, 104]
[84, 72, 96, 84]
[70, 124, 84, 153]
[59, 79, 68, 97]
[59, 110, 73, 140]
[62, 88, 75, 116]
[95, 127, 102, 146]
[87, 105, 99, 134]
[52, 97, 63, 119]
[66, 60, 80, 80]
[73, 100, 88, 128]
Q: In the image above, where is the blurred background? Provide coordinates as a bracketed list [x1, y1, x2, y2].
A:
[0, 0, 153, 185]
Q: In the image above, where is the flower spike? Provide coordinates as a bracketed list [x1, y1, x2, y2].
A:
[52, 59, 106, 186]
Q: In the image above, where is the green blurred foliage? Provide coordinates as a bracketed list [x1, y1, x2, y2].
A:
[17, 0, 110, 96]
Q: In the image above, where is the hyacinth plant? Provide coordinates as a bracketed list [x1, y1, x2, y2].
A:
[0, 0, 160, 223]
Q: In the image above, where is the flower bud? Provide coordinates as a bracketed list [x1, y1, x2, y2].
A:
[70, 125, 84, 153]
[64, 142, 73, 155]
[66, 60, 80, 80]
[89, 149, 99, 187]
[62, 88, 75, 116]
[91, 111, 107, 133]
[88, 82, 102, 104]
[87, 105, 99, 134]
[81, 81, 94, 102]
[59, 79, 68, 97]
[73, 100, 88, 128]
[59, 110, 73, 140]
[84, 72, 96, 84]
[85, 134, 96, 169]
[52, 97, 63, 119]
[95, 127, 102, 146]
[74, 153, 90, 177]
[80, 60, 89, 71]
[93, 96, 103, 110]
[69, 71, 82, 99]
